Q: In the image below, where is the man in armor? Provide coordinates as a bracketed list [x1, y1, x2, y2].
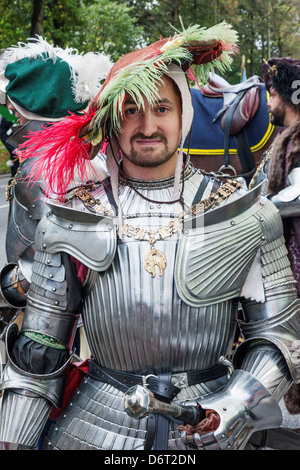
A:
[249, 57, 300, 422]
[0, 23, 299, 451]
[0, 37, 111, 335]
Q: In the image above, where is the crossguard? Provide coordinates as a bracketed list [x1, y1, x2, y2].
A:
[124, 384, 203, 425]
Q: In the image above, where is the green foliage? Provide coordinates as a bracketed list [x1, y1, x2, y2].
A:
[0, 0, 300, 84]
[74, 0, 145, 61]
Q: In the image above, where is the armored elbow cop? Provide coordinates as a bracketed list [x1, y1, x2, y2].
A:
[235, 224, 300, 383]
[0, 263, 29, 309]
[270, 167, 300, 218]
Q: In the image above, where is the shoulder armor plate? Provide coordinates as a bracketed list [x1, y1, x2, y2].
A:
[175, 184, 283, 307]
[35, 202, 118, 271]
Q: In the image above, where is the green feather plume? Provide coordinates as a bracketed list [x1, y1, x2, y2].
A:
[91, 20, 238, 138]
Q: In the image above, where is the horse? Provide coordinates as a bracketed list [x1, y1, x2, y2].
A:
[183, 74, 281, 185]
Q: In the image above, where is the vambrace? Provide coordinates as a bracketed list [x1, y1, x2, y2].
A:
[22, 249, 81, 349]
[236, 232, 300, 384]
[0, 323, 73, 407]
[0, 323, 72, 447]
[0, 249, 82, 447]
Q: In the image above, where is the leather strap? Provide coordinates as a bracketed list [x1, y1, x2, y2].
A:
[88, 359, 228, 395]
[152, 372, 171, 450]
[88, 359, 181, 401]
[11, 266, 27, 298]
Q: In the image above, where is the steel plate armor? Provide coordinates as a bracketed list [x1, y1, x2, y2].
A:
[0, 163, 299, 450]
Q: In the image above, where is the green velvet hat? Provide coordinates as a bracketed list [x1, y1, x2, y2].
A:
[0, 36, 112, 121]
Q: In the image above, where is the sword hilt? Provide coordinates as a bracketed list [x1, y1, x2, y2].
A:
[124, 384, 203, 425]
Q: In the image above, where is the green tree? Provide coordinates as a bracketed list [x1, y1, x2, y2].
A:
[1, 0, 300, 82]
[74, 0, 145, 61]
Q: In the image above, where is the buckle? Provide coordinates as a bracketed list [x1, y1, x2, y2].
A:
[142, 374, 157, 387]
[171, 372, 188, 388]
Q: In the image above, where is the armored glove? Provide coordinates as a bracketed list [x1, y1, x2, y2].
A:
[180, 369, 282, 450]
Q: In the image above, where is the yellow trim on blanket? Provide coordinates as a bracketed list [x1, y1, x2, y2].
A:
[184, 121, 275, 155]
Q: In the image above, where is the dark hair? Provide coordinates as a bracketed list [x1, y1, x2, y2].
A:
[262, 58, 300, 114]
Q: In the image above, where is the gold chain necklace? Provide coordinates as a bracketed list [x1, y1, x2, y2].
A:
[248, 145, 273, 190]
[119, 179, 241, 277]
[74, 179, 242, 277]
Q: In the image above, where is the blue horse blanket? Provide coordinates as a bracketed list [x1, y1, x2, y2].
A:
[183, 86, 274, 155]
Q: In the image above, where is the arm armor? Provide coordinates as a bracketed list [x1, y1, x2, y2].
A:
[0, 323, 72, 447]
[0, 263, 29, 309]
[0, 242, 83, 446]
[269, 167, 300, 218]
[235, 228, 300, 383]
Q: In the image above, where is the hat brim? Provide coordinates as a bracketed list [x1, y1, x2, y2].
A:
[7, 97, 63, 122]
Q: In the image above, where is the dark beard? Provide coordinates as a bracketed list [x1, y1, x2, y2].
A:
[122, 132, 179, 168]
[270, 108, 286, 127]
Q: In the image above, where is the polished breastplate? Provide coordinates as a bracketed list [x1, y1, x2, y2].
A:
[80, 167, 240, 374]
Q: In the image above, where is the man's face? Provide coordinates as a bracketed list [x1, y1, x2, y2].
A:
[118, 76, 182, 172]
[7, 100, 29, 126]
[267, 87, 287, 126]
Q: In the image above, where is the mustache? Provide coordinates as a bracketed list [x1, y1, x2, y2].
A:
[130, 132, 167, 144]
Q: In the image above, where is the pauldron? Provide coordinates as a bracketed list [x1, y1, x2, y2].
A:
[35, 201, 118, 271]
[175, 184, 281, 306]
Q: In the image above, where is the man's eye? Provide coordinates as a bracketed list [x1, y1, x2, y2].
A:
[156, 106, 167, 113]
[126, 108, 138, 115]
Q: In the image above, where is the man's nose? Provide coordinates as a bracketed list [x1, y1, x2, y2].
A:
[139, 111, 158, 136]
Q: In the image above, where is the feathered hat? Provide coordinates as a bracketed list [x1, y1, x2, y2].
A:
[262, 57, 300, 106]
[19, 22, 238, 200]
[0, 36, 113, 121]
